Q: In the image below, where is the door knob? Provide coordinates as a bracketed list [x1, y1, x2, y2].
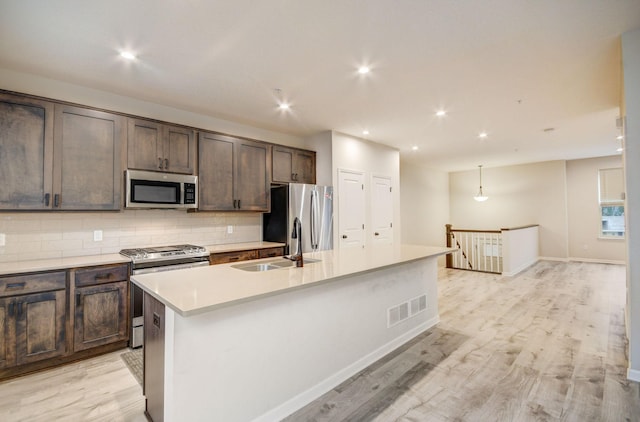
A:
[342, 235, 347, 239]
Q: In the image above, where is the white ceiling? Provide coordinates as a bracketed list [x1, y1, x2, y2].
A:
[1, 1, 639, 171]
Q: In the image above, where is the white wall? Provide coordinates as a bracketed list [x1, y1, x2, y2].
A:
[566, 155, 626, 263]
[449, 161, 568, 259]
[400, 161, 449, 263]
[331, 131, 401, 248]
[304, 131, 333, 186]
[622, 28, 640, 381]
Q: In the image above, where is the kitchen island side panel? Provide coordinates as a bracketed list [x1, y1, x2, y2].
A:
[162, 257, 438, 422]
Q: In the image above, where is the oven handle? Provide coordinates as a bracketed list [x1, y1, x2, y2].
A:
[132, 260, 210, 275]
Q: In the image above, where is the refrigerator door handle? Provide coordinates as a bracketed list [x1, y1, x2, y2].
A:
[310, 189, 318, 250]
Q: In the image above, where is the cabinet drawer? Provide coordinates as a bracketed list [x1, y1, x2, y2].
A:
[0, 271, 66, 297]
[258, 247, 285, 259]
[75, 264, 129, 287]
[210, 250, 258, 264]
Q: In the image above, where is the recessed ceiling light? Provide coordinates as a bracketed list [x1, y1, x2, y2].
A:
[436, 110, 446, 117]
[362, 130, 369, 135]
[411, 146, 419, 151]
[358, 66, 370, 75]
[478, 132, 488, 139]
[120, 51, 136, 60]
[278, 103, 290, 111]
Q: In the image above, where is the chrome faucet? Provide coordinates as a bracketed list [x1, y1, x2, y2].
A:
[289, 217, 304, 267]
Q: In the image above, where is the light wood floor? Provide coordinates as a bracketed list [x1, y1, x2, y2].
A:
[1, 261, 638, 421]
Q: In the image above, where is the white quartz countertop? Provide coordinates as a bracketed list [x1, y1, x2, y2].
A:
[131, 244, 453, 317]
[0, 254, 131, 276]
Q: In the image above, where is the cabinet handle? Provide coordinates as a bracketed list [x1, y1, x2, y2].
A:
[17, 302, 23, 319]
[8, 302, 15, 317]
[6, 282, 26, 290]
[95, 274, 112, 281]
[44, 193, 50, 206]
[76, 292, 82, 307]
[229, 256, 240, 261]
[237, 199, 241, 209]
[233, 199, 237, 209]
[164, 158, 169, 170]
[158, 158, 163, 169]
[342, 235, 348, 239]
[374, 232, 380, 236]
[54, 194, 60, 208]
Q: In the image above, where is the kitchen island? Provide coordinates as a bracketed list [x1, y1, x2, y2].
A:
[132, 244, 452, 422]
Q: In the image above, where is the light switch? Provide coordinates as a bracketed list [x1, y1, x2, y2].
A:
[93, 230, 103, 241]
[227, 225, 233, 234]
[0, 233, 5, 247]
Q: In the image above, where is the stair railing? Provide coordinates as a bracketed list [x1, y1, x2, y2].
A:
[446, 224, 503, 274]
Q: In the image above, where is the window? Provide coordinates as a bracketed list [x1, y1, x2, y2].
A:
[598, 168, 625, 238]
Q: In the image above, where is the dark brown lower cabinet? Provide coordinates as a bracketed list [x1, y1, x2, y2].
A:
[73, 280, 128, 352]
[0, 289, 67, 369]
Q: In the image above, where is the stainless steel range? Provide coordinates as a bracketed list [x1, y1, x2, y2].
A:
[120, 244, 210, 348]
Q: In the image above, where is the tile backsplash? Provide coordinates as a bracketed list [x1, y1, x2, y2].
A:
[0, 210, 262, 263]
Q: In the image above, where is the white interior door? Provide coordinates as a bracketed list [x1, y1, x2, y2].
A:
[371, 175, 393, 245]
[338, 169, 365, 249]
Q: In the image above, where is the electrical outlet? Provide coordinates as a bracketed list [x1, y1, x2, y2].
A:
[0, 233, 5, 247]
[227, 225, 233, 234]
[93, 230, 103, 242]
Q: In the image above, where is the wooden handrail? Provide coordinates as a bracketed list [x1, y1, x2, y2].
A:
[447, 228, 501, 234]
[500, 224, 539, 231]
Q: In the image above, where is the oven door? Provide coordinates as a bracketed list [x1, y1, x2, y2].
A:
[130, 260, 209, 348]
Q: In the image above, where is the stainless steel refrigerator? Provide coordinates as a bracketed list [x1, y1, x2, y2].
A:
[263, 183, 333, 255]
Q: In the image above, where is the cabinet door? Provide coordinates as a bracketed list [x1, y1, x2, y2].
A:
[74, 281, 127, 352]
[272, 147, 295, 183]
[0, 93, 54, 210]
[127, 118, 164, 172]
[198, 132, 235, 210]
[294, 150, 316, 184]
[164, 125, 195, 174]
[235, 139, 269, 211]
[53, 105, 124, 210]
[15, 290, 66, 366]
[0, 297, 14, 368]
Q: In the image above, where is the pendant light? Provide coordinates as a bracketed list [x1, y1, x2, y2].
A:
[473, 165, 488, 202]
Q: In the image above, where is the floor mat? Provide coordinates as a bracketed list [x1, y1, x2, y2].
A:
[121, 348, 143, 386]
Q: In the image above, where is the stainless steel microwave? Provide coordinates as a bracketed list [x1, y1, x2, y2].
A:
[125, 170, 198, 209]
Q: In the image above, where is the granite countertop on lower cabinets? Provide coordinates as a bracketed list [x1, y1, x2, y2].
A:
[0, 242, 287, 276]
[203, 241, 286, 254]
[0, 254, 131, 276]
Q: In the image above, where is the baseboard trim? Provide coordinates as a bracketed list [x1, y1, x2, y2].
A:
[503, 258, 539, 277]
[628, 368, 640, 382]
[568, 257, 626, 265]
[538, 256, 569, 262]
[252, 315, 440, 422]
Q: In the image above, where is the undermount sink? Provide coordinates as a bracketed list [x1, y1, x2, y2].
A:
[231, 258, 321, 272]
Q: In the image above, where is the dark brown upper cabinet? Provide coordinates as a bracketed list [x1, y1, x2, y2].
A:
[54, 105, 124, 210]
[0, 92, 124, 211]
[198, 132, 270, 211]
[127, 118, 195, 174]
[0, 92, 54, 210]
[272, 146, 316, 184]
